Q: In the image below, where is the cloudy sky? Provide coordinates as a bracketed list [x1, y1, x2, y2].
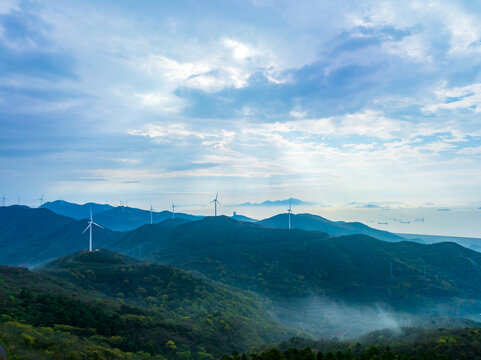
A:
[1, 0, 481, 223]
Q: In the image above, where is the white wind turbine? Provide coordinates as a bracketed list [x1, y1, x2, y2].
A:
[1, 193, 6, 207]
[171, 202, 176, 220]
[150, 202, 155, 224]
[287, 199, 293, 230]
[211, 192, 221, 216]
[38, 194, 44, 207]
[82, 208, 104, 252]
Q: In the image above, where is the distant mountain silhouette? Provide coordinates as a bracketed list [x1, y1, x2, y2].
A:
[42, 200, 202, 231]
[237, 198, 315, 207]
[400, 233, 481, 252]
[0, 206, 113, 266]
[41, 200, 114, 220]
[258, 213, 407, 242]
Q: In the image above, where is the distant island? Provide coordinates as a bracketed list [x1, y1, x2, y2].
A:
[236, 198, 315, 207]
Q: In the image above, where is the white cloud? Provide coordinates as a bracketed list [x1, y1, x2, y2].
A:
[133, 92, 185, 112]
[382, 33, 432, 62]
[128, 123, 207, 140]
[223, 38, 257, 60]
[0, 0, 19, 14]
[458, 146, 481, 156]
[257, 110, 409, 140]
[424, 82, 481, 113]
[137, 36, 281, 93]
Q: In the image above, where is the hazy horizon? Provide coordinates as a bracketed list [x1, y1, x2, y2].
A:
[5, 197, 480, 238]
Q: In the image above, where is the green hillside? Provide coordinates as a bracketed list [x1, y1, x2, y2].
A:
[222, 327, 481, 360]
[102, 216, 481, 336]
[0, 250, 293, 360]
[119, 217, 480, 307]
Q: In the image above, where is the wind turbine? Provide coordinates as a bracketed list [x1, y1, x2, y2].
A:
[38, 194, 44, 207]
[17, 195, 21, 205]
[1, 193, 6, 207]
[82, 208, 104, 252]
[171, 202, 176, 220]
[211, 192, 221, 216]
[150, 202, 154, 224]
[287, 199, 292, 230]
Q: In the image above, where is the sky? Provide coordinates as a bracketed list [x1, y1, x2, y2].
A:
[1, 0, 481, 235]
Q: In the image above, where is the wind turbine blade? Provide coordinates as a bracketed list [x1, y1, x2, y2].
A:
[92, 222, 104, 229]
[217, 200, 222, 206]
[82, 224, 91, 233]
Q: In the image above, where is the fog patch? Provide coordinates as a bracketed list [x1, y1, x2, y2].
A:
[268, 296, 412, 339]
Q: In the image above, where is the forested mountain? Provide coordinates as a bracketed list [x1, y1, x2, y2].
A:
[257, 213, 406, 242]
[0, 250, 293, 359]
[108, 216, 481, 310]
[223, 327, 481, 360]
[0, 206, 113, 266]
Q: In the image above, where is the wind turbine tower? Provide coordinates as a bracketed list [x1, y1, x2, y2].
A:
[211, 192, 221, 216]
[1, 193, 6, 207]
[82, 208, 104, 252]
[150, 202, 154, 224]
[287, 199, 292, 230]
[171, 202, 176, 220]
[38, 194, 44, 207]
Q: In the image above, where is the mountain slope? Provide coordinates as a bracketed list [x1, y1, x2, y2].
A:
[102, 216, 481, 336]
[0, 206, 113, 266]
[107, 216, 481, 307]
[258, 213, 406, 242]
[0, 250, 293, 359]
[232, 213, 258, 222]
